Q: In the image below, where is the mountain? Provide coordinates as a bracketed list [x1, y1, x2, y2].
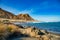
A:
[17, 14, 34, 21]
[0, 8, 18, 19]
[0, 8, 34, 21]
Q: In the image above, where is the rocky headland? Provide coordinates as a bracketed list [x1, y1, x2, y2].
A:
[0, 22, 60, 40]
[0, 8, 35, 22]
[0, 8, 60, 40]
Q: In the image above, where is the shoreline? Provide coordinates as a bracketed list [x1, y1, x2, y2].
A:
[0, 22, 60, 40]
[13, 22, 60, 34]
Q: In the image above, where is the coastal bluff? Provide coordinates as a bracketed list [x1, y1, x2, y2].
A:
[0, 22, 60, 40]
[0, 8, 34, 21]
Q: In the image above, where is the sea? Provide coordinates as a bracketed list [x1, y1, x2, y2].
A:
[14, 22, 60, 34]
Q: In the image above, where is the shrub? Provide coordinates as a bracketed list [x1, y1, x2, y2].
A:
[0, 23, 9, 40]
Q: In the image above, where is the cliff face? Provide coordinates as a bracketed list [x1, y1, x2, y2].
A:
[0, 8, 34, 21]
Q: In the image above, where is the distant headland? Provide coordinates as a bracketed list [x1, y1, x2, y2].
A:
[0, 8, 38, 22]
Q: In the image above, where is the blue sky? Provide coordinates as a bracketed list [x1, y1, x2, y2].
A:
[0, 0, 60, 22]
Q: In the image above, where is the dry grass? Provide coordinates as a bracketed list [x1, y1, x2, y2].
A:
[0, 23, 9, 40]
[0, 22, 19, 40]
[0, 23, 7, 33]
[7, 24, 19, 33]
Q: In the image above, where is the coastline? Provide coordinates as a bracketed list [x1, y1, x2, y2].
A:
[0, 22, 60, 40]
[10, 27, 60, 40]
[10, 23, 60, 40]
[11, 29, 60, 40]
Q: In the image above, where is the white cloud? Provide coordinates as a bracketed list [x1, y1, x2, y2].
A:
[18, 9, 33, 14]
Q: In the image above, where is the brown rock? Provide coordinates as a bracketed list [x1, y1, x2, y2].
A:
[42, 35, 50, 40]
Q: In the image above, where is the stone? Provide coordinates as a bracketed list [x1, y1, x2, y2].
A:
[42, 35, 50, 40]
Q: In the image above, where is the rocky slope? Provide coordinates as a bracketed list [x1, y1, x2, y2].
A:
[0, 22, 60, 40]
[0, 8, 34, 21]
[0, 23, 50, 40]
[0, 8, 17, 19]
[17, 14, 34, 21]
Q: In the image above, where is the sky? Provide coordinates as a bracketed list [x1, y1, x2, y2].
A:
[0, 0, 60, 22]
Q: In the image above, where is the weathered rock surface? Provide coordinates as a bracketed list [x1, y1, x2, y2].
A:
[6, 24, 51, 40]
[8, 24, 60, 40]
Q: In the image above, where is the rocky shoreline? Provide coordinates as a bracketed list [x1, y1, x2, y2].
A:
[0, 23, 60, 40]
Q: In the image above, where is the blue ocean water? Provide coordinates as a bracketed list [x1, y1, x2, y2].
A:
[14, 22, 60, 34]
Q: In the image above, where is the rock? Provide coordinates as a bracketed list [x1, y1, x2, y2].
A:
[0, 23, 53, 40]
[8, 24, 52, 40]
[40, 30, 49, 35]
[42, 35, 50, 40]
[35, 35, 41, 38]
[17, 26, 50, 38]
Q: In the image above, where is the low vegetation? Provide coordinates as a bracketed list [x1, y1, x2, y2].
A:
[0, 22, 18, 40]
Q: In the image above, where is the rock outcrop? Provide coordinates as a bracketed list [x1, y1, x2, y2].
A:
[0, 8, 34, 21]
[0, 23, 60, 40]
[6, 23, 51, 40]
